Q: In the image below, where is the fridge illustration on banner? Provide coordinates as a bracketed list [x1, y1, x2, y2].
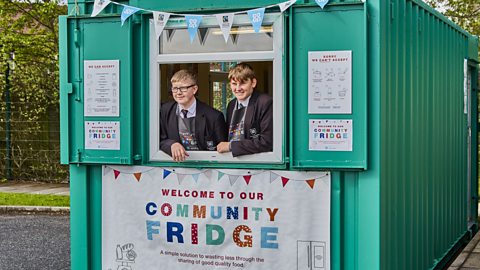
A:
[297, 241, 326, 270]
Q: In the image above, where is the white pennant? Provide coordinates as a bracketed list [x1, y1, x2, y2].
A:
[103, 165, 112, 176]
[177, 174, 188, 185]
[91, 0, 111, 17]
[153, 12, 171, 40]
[192, 174, 200, 183]
[203, 170, 213, 180]
[278, 0, 297, 12]
[229, 175, 238, 186]
[215, 13, 235, 43]
[270, 172, 279, 183]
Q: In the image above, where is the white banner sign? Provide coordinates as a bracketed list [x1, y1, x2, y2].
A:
[102, 167, 331, 270]
[308, 51, 352, 114]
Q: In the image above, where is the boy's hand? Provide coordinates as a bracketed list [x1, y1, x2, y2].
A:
[171, 143, 189, 162]
[216, 142, 231, 153]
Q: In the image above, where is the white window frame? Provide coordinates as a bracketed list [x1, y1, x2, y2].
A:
[149, 14, 284, 164]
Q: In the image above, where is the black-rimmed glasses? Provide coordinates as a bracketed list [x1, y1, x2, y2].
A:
[171, 84, 195, 93]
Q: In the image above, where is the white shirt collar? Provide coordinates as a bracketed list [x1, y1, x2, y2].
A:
[178, 99, 197, 118]
[237, 96, 251, 109]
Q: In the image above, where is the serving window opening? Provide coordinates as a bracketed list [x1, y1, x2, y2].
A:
[149, 14, 283, 164]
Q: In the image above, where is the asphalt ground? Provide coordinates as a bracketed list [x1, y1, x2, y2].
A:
[0, 214, 70, 270]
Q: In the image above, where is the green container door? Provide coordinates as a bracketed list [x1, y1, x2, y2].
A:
[290, 4, 368, 169]
[60, 17, 134, 164]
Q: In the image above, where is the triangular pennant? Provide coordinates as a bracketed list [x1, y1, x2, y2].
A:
[215, 13, 234, 43]
[121, 5, 141, 26]
[315, 0, 329, 9]
[270, 172, 278, 183]
[278, 0, 297, 12]
[185, 15, 202, 43]
[133, 173, 142, 182]
[177, 174, 187, 185]
[306, 179, 315, 189]
[192, 174, 200, 183]
[114, 170, 120, 179]
[229, 175, 238, 186]
[281, 177, 289, 187]
[247, 8, 265, 33]
[243, 175, 252, 185]
[91, 0, 111, 17]
[203, 170, 213, 179]
[153, 12, 171, 39]
[198, 28, 209, 45]
[163, 169, 171, 179]
[217, 171, 225, 181]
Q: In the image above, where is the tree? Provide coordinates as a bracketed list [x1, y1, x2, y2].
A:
[0, 0, 67, 181]
[426, 0, 479, 58]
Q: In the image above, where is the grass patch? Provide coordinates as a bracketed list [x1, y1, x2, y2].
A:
[0, 192, 69, 207]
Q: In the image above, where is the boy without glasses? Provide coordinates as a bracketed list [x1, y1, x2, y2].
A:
[217, 63, 273, 156]
[160, 69, 227, 162]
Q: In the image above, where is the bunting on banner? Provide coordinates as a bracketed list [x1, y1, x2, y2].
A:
[185, 15, 202, 43]
[306, 179, 315, 189]
[270, 172, 278, 183]
[217, 171, 225, 181]
[121, 5, 141, 26]
[114, 170, 121, 179]
[153, 12, 171, 39]
[203, 170, 213, 180]
[91, 0, 111, 17]
[229, 175, 239, 186]
[215, 13, 234, 43]
[315, 0, 329, 9]
[243, 175, 252, 185]
[247, 8, 266, 33]
[133, 173, 142, 182]
[177, 174, 188, 185]
[281, 176, 289, 187]
[163, 169, 171, 179]
[192, 173, 200, 183]
[103, 165, 112, 176]
[278, 0, 297, 12]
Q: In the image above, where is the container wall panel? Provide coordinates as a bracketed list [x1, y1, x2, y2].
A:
[380, 1, 473, 269]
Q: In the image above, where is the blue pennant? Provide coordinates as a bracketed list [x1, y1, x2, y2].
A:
[185, 15, 202, 43]
[163, 169, 171, 179]
[247, 8, 265, 33]
[315, 0, 329, 9]
[121, 5, 140, 26]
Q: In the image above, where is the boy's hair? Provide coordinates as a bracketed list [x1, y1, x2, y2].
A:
[171, 69, 197, 85]
[228, 63, 256, 82]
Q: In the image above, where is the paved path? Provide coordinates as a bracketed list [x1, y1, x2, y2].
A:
[0, 182, 69, 196]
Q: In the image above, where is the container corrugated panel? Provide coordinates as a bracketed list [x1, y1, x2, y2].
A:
[380, 1, 474, 269]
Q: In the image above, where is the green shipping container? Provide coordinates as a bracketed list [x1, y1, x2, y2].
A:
[59, 0, 479, 269]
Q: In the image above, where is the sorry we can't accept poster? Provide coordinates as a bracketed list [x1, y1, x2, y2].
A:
[102, 166, 331, 270]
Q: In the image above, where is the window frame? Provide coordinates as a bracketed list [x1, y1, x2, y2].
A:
[148, 13, 284, 164]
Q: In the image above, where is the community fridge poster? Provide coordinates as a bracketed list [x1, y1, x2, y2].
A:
[102, 166, 331, 270]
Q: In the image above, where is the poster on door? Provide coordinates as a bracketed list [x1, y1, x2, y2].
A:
[84, 60, 120, 117]
[308, 51, 352, 114]
[102, 166, 331, 270]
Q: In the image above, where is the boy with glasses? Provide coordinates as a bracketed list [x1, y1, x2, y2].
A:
[160, 69, 227, 162]
[217, 63, 273, 156]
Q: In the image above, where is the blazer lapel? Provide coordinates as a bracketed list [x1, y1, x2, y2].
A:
[244, 91, 258, 132]
[195, 101, 206, 146]
[170, 103, 181, 142]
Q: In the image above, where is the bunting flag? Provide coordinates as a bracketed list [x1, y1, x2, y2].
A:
[281, 176, 289, 187]
[103, 165, 112, 176]
[121, 5, 141, 26]
[153, 12, 171, 39]
[114, 170, 121, 179]
[185, 15, 202, 43]
[217, 171, 225, 181]
[177, 174, 188, 185]
[203, 170, 213, 180]
[278, 0, 297, 12]
[247, 8, 265, 33]
[215, 13, 234, 43]
[133, 173, 142, 182]
[270, 172, 278, 183]
[229, 175, 238, 186]
[306, 179, 315, 189]
[243, 175, 252, 185]
[192, 173, 200, 183]
[163, 169, 171, 179]
[315, 0, 329, 9]
[91, 0, 111, 17]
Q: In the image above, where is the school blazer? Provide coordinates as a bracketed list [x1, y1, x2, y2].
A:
[160, 99, 228, 156]
[226, 91, 273, 157]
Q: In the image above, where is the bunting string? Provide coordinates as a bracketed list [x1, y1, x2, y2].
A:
[89, 0, 330, 42]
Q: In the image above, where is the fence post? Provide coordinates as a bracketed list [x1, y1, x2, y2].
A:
[4, 52, 13, 181]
